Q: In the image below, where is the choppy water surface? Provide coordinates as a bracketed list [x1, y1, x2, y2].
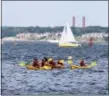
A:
[2, 41, 108, 95]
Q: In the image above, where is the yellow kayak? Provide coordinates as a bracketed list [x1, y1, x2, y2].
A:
[26, 65, 64, 70]
[21, 61, 96, 70]
[26, 65, 52, 70]
[54, 65, 64, 69]
[71, 61, 97, 69]
[71, 65, 89, 69]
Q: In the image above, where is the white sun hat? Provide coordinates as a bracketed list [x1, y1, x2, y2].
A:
[68, 56, 73, 59]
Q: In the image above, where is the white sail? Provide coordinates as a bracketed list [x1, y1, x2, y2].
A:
[59, 22, 77, 44]
[59, 27, 67, 44]
[66, 22, 76, 42]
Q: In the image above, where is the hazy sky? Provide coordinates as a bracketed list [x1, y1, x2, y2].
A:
[2, 1, 108, 27]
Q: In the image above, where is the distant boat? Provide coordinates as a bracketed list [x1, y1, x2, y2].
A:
[59, 22, 81, 47]
[47, 40, 59, 43]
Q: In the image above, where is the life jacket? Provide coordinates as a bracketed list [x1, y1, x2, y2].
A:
[57, 60, 63, 66]
[49, 61, 56, 67]
[41, 60, 48, 67]
[33, 60, 39, 67]
[80, 60, 85, 66]
[41, 60, 45, 67]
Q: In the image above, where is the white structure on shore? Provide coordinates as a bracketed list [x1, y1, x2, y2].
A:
[16, 32, 61, 39]
[81, 32, 108, 39]
[15, 32, 108, 40]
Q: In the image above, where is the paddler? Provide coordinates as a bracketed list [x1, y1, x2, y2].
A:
[32, 58, 40, 68]
[57, 59, 64, 66]
[67, 56, 77, 69]
[57, 59, 64, 68]
[41, 57, 48, 67]
[48, 57, 56, 68]
[79, 59, 86, 66]
[67, 56, 73, 65]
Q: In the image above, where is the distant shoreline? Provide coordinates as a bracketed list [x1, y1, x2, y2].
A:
[2, 37, 59, 43]
[2, 37, 107, 44]
[2, 37, 33, 41]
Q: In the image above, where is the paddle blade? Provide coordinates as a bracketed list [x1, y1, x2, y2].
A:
[88, 61, 97, 68]
[19, 61, 26, 67]
[91, 61, 97, 66]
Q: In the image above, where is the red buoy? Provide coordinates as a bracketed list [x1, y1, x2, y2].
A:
[89, 37, 93, 47]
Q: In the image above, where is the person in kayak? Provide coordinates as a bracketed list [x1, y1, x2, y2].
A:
[48, 57, 56, 68]
[41, 57, 48, 67]
[57, 59, 64, 68]
[57, 59, 64, 66]
[68, 56, 73, 65]
[79, 59, 86, 66]
[68, 56, 78, 69]
[32, 58, 40, 68]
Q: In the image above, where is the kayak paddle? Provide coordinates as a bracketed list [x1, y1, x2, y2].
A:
[19, 61, 33, 67]
[88, 61, 97, 68]
[19, 61, 26, 67]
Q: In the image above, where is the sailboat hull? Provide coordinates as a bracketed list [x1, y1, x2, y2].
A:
[59, 43, 80, 47]
[58, 22, 81, 47]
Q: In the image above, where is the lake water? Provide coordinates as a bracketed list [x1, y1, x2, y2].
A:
[1, 41, 108, 95]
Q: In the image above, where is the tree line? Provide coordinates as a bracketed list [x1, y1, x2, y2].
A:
[2, 26, 108, 38]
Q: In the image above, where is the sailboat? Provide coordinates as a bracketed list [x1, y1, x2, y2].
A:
[59, 22, 81, 47]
